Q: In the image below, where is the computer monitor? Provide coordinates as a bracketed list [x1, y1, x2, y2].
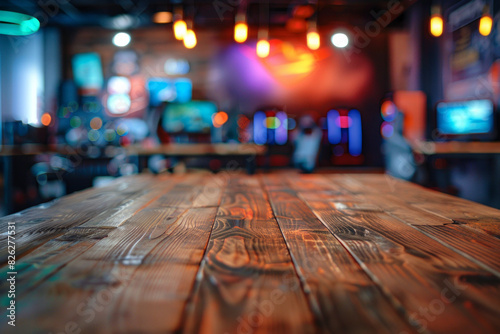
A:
[162, 101, 217, 134]
[436, 99, 496, 140]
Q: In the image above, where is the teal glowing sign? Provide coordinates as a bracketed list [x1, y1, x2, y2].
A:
[0, 11, 40, 36]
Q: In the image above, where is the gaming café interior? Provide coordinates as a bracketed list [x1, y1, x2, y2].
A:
[1, 0, 500, 333]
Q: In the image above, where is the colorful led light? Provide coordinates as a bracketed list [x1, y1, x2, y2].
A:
[331, 33, 349, 48]
[153, 11, 172, 24]
[430, 6, 443, 37]
[348, 109, 362, 156]
[307, 31, 320, 50]
[90, 117, 103, 130]
[213, 111, 228, 128]
[479, 15, 493, 36]
[0, 11, 40, 36]
[183, 29, 197, 49]
[234, 22, 248, 43]
[327, 110, 341, 144]
[381, 122, 394, 138]
[256, 39, 270, 58]
[112, 32, 131, 47]
[254, 111, 267, 145]
[174, 20, 187, 40]
[275, 111, 288, 145]
[41, 113, 51, 126]
[430, 16, 443, 37]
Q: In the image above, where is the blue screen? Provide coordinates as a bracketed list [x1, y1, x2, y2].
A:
[147, 78, 192, 106]
[72, 53, 104, 91]
[437, 100, 494, 135]
[163, 101, 217, 133]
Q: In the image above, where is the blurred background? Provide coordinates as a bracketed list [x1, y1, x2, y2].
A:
[1, 0, 500, 215]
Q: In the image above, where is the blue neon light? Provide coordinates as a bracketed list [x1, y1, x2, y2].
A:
[327, 110, 341, 144]
[348, 109, 362, 156]
[253, 111, 267, 145]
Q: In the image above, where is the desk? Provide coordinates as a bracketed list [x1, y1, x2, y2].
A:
[1, 173, 500, 333]
[126, 143, 267, 174]
[411, 141, 500, 155]
[410, 141, 500, 208]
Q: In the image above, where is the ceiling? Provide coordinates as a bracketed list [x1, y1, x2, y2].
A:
[0, 0, 414, 30]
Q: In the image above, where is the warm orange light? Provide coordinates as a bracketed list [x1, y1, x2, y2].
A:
[90, 117, 103, 130]
[234, 22, 248, 43]
[213, 111, 228, 127]
[153, 11, 172, 24]
[41, 113, 51, 126]
[174, 20, 187, 40]
[307, 31, 320, 50]
[479, 15, 493, 36]
[430, 15, 443, 37]
[256, 39, 270, 58]
[183, 29, 197, 48]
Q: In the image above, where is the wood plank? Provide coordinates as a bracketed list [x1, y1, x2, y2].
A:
[262, 176, 415, 333]
[338, 174, 500, 237]
[182, 175, 316, 334]
[309, 208, 500, 334]
[0, 228, 110, 300]
[416, 224, 500, 276]
[1, 175, 205, 333]
[0, 175, 162, 262]
[80, 174, 178, 228]
[336, 189, 500, 278]
[0, 174, 155, 229]
[192, 175, 227, 208]
[83, 207, 219, 333]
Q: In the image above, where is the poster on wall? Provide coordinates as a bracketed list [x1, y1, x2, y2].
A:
[444, 0, 494, 100]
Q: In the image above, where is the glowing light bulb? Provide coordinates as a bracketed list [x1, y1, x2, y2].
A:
[174, 20, 187, 40]
[213, 111, 229, 127]
[256, 39, 270, 58]
[430, 15, 443, 37]
[112, 32, 131, 47]
[153, 11, 172, 24]
[41, 113, 51, 126]
[479, 15, 493, 36]
[331, 33, 349, 48]
[234, 22, 248, 43]
[307, 31, 320, 50]
[183, 29, 197, 49]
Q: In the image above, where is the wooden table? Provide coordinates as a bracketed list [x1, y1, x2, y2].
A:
[1, 172, 500, 333]
[126, 143, 267, 174]
[125, 143, 267, 156]
[411, 141, 500, 155]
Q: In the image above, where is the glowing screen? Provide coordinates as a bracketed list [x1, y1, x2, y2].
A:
[162, 101, 217, 133]
[437, 99, 494, 135]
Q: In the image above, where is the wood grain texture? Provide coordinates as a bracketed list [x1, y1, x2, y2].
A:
[328, 174, 500, 277]
[262, 176, 415, 334]
[309, 208, 500, 334]
[182, 175, 316, 334]
[0, 174, 162, 262]
[1, 172, 500, 334]
[338, 174, 500, 235]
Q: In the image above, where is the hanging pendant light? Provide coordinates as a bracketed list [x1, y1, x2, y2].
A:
[184, 28, 197, 48]
[234, 14, 248, 43]
[479, 5, 493, 36]
[430, 5, 443, 37]
[307, 3, 320, 50]
[173, 7, 187, 40]
[256, 0, 270, 58]
[256, 37, 270, 58]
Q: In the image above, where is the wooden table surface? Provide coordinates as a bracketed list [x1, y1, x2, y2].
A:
[411, 141, 500, 155]
[1, 172, 500, 334]
[125, 143, 267, 156]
